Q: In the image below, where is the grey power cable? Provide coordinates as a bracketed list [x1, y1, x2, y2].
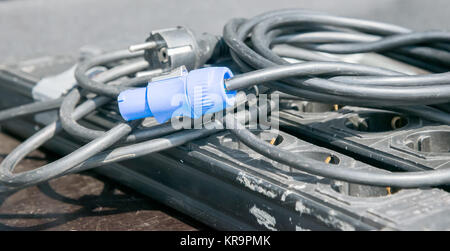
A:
[1, 9, 450, 192]
[0, 98, 63, 123]
[223, 10, 450, 107]
[221, 9, 450, 187]
[0, 49, 253, 192]
[0, 52, 154, 192]
[227, 116, 450, 188]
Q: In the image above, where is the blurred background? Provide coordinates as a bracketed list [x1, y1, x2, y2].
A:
[1, 0, 450, 64]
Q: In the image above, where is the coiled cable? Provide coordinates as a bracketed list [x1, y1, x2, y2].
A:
[0, 51, 172, 192]
[222, 9, 450, 187]
[224, 10, 450, 106]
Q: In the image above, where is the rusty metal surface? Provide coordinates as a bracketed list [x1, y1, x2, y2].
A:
[0, 132, 205, 231]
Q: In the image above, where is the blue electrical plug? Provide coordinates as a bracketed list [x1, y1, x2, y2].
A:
[117, 67, 236, 123]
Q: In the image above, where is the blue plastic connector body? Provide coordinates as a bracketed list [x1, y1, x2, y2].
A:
[117, 67, 236, 123]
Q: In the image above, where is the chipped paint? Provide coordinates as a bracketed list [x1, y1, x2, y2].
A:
[295, 225, 311, 231]
[295, 201, 354, 230]
[249, 205, 277, 231]
[316, 214, 355, 231]
[281, 190, 292, 202]
[295, 201, 311, 215]
[236, 172, 277, 198]
[289, 184, 306, 191]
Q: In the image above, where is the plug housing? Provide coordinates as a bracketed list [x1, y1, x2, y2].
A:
[131, 27, 226, 71]
[117, 67, 236, 123]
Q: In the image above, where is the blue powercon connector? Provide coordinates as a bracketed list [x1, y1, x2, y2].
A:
[117, 67, 236, 123]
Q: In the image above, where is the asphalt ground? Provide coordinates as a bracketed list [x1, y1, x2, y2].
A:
[0, 132, 207, 230]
